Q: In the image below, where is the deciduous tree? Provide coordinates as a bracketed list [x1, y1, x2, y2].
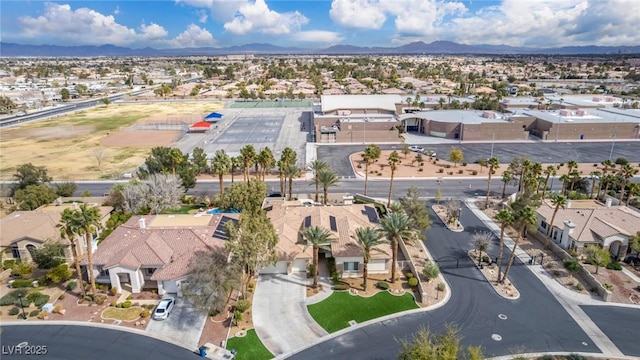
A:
[182, 250, 240, 314]
[398, 187, 431, 241]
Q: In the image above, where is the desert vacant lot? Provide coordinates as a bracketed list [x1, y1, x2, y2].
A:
[0, 101, 222, 181]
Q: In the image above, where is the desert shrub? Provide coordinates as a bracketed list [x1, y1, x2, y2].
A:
[576, 283, 584, 291]
[84, 295, 93, 302]
[437, 282, 446, 291]
[445, 164, 451, 169]
[109, 287, 118, 296]
[26, 292, 50, 308]
[31, 242, 66, 269]
[95, 295, 106, 306]
[0, 289, 29, 306]
[418, 168, 423, 172]
[447, 171, 453, 175]
[66, 281, 77, 291]
[565, 354, 586, 360]
[563, 258, 582, 273]
[11, 279, 34, 288]
[423, 261, 440, 282]
[122, 301, 132, 308]
[53, 304, 63, 314]
[110, 301, 117, 307]
[45, 264, 72, 284]
[126, 295, 132, 300]
[405, 272, 414, 278]
[458, 169, 463, 174]
[209, 309, 219, 317]
[537, 355, 555, 360]
[59, 293, 65, 300]
[37, 311, 48, 320]
[233, 310, 243, 325]
[462, 162, 467, 166]
[3, 259, 18, 270]
[603, 283, 614, 291]
[438, 168, 444, 173]
[407, 277, 419, 287]
[606, 262, 622, 271]
[333, 284, 350, 291]
[11, 261, 34, 277]
[553, 270, 561, 276]
[140, 309, 150, 318]
[235, 299, 251, 313]
[482, 255, 490, 263]
[376, 281, 389, 290]
[8, 307, 20, 316]
[29, 310, 40, 317]
[472, 170, 478, 175]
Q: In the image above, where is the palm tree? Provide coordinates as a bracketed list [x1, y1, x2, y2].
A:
[282, 165, 301, 200]
[58, 209, 86, 298]
[300, 226, 335, 288]
[240, 145, 256, 182]
[589, 170, 602, 199]
[210, 150, 231, 195]
[308, 160, 329, 203]
[387, 150, 401, 207]
[618, 164, 638, 204]
[495, 209, 514, 283]
[518, 159, 532, 193]
[256, 147, 275, 181]
[546, 194, 567, 249]
[530, 162, 543, 192]
[501, 206, 536, 283]
[501, 171, 512, 198]
[316, 168, 340, 205]
[379, 212, 414, 284]
[350, 227, 387, 289]
[279, 147, 297, 196]
[485, 157, 499, 206]
[568, 169, 581, 192]
[70, 203, 103, 297]
[598, 160, 616, 198]
[362, 145, 381, 196]
[230, 156, 242, 184]
[541, 165, 557, 199]
[559, 174, 570, 195]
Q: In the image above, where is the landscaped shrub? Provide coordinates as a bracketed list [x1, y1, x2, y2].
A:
[110, 301, 117, 307]
[53, 304, 63, 314]
[564, 258, 582, 273]
[46, 264, 72, 284]
[458, 169, 464, 174]
[405, 272, 414, 278]
[333, 284, 349, 291]
[126, 295, 132, 300]
[422, 262, 440, 282]
[109, 287, 118, 296]
[482, 255, 490, 264]
[122, 301, 132, 308]
[471, 170, 478, 175]
[565, 354, 587, 360]
[603, 283, 614, 291]
[37, 311, 48, 320]
[606, 262, 622, 270]
[437, 283, 446, 291]
[208, 309, 219, 317]
[376, 281, 389, 290]
[140, 309, 150, 318]
[66, 281, 77, 291]
[235, 300, 251, 313]
[407, 278, 419, 287]
[462, 162, 467, 166]
[0, 289, 29, 306]
[576, 283, 584, 291]
[95, 295, 107, 306]
[29, 310, 40, 317]
[3, 259, 18, 270]
[26, 292, 50, 308]
[11, 279, 34, 288]
[11, 262, 34, 277]
[438, 168, 444, 173]
[8, 307, 20, 316]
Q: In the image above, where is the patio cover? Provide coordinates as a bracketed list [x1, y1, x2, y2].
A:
[204, 112, 223, 120]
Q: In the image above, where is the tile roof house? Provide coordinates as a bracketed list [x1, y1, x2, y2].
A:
[1, 202, 113, 264]
[90, 213, 238, 295]
[262, 199, 391, 277]
[534, 199, 640, 258]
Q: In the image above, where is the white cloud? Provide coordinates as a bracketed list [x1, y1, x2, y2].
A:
[329, 0, 387, 29]
[197, 9, 208, 23]
[175, 0, 249, 22]
[223, 0, 308, 35]
[114, 5, 120, 15]
[290, 31, 343, 44]
[166, 24, 217, 48]
[140, 23, 168, 40]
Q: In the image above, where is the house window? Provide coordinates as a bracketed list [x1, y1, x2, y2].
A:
[11, 246, 20, 259]
[145, 268, 156, 276]
[541, 221, 547, 230]
[344, 262, 359, 271]
[99, 267, 109, 277]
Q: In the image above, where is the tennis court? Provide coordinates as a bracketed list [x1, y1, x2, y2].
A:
[229, 100, 312, 108]
[212, 115, 285, 148]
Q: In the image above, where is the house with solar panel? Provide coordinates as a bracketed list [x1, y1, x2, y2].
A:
[89, 213, 239, 296]
[262, 198, 392, 277]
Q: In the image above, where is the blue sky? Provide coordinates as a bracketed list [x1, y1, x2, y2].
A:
[1, 0, 639, 49]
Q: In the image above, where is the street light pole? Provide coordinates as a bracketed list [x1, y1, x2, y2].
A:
[490, 133, 495, 158]
[609, 131, 616, 160]
[18, 293, 27, 320]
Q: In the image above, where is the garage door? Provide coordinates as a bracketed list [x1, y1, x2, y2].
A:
[291, 259, 308, 273]
[369, 259, 387, 273]
[163, 280, 178, 293]
[259, 261, 288, 274]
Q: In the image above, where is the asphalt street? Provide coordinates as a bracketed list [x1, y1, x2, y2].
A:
[580, 305, 640, 357]
[0, 324, 201, 360]
[288, 202, 602, 359]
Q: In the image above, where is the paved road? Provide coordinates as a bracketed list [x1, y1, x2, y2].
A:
[581, 306, 640, 357]
[288, 202, 602, 359]
[0, 324, 201, 359]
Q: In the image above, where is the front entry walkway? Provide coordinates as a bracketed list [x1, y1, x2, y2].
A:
[252, 273, 328, 356]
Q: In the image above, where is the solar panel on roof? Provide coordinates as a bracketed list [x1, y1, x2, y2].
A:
[212, 216, 239, 240]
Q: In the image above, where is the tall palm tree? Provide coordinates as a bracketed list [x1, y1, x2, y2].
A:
[546, 194, 567, 249]
[70, 203, 103, 297]
[485, 157, 499, 206]
[282, 165, 301, 200]
[256, 147, 275, 181]
[308, 160, 329, 203]
[300, 226, 335, 288]
[518, 159, 531, 193]
[501, 171, 512, 198]
[541, 165, 557, 199]
[362, 144, 381, 196]
[230, 156, 242, 184]
[589, 170, 602, 199]
[530, 162, 543, 192]
[495, 209, 514, 283]
[598, 160, 615, 198]
[501, 206, 536, 283]
[210, 149, 231, 195]
[350, 227, 387, 289]
[316, 168, 340, 205]
[559, 174, 570, 195]
[58, 209, 86, 298]
[618, 164, 638, 204]
[379, 212, 414, 284]
[279, 147, 297, 196]
[601, 174, 616, 199]
[239, 145, 256, 182]
[568, 169, 581, 192]
[387, 150, 401, 207]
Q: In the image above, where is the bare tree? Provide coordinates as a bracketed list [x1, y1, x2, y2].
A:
[93, 149, 109, 172]
[121, 183, 146, 214]
[182, 250, 240, 314]
[143, 173, 183, 214]
[445, 199, 461, 225]
[471, 231, 493, 266]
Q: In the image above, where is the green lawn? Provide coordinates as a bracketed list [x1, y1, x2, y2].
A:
[101, 307, 143, 321]
[160, 204, 204, 214]
[225, 329, 273, 360]
[308, 291, 418, 333]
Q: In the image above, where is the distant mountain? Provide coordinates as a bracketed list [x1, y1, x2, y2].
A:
[1, 41, 639, 57]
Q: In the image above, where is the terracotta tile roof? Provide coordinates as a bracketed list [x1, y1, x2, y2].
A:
[93, 214, 235, 281]
[536, 201, 640, 244]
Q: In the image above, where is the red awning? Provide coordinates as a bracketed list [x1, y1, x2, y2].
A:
[190, 121, 213, 128]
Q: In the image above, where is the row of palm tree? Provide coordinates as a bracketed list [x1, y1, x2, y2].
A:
[494, 206, 537, 283]
[57, 203, 103, 299]
[300, 210, 415, 289]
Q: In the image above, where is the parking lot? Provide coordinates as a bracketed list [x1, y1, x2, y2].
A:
[146, 299, 206, 350]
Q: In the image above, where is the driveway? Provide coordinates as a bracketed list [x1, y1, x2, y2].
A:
[252, 273, 328, 356]
[146, 298, 206, 350]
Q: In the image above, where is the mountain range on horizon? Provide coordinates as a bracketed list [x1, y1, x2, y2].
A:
[1, 41, 639, 57]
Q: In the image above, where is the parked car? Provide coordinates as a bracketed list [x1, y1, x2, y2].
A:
[408, 145, 424, 153]
[152, 297, 175, 320]
[423, 149, 436, 157]
[623, 255, 640, 266]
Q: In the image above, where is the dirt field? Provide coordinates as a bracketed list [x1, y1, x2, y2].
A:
[0, 101, 222, 180]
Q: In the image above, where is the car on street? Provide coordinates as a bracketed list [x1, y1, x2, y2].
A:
[152, 297, 175, 321]
[423, 149, 436, 157]
[408, 145, 424, 153]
